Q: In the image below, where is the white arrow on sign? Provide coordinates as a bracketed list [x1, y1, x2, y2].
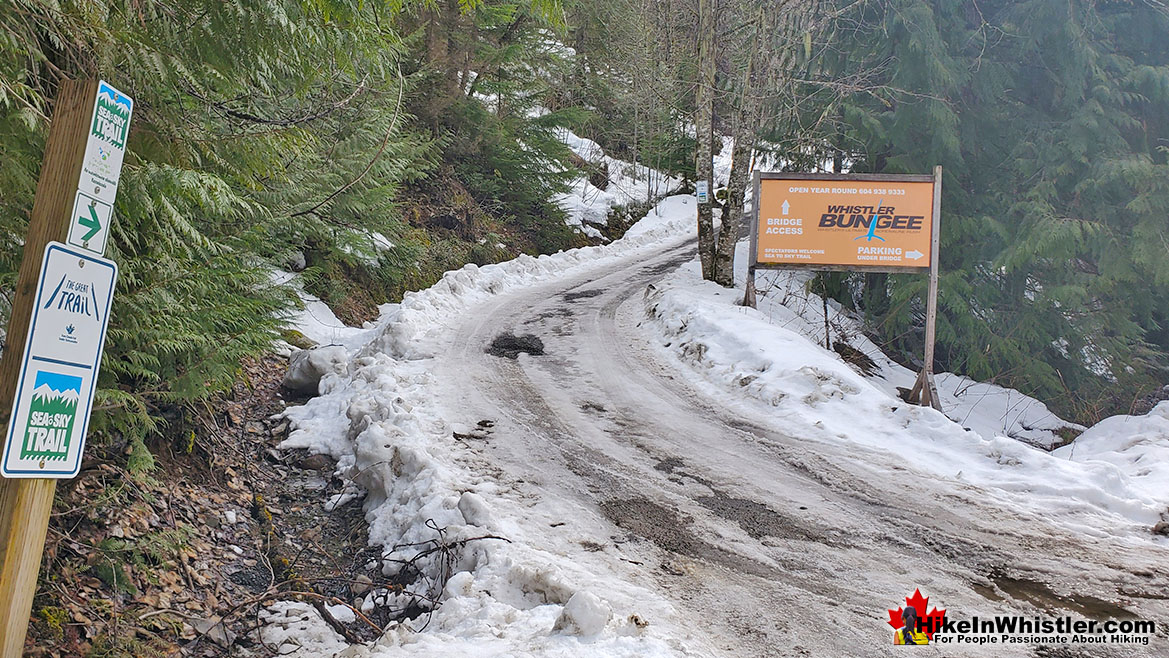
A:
[905, 250, 924, 260]
[781, 200, 790, 215]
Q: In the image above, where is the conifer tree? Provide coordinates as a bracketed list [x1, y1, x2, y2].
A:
[819, 0, 1169, 419]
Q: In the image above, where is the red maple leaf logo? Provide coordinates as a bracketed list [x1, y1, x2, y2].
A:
[887, 588, 947, 640]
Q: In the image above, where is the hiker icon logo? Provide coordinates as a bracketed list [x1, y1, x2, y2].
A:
[888, 589, 947, 646]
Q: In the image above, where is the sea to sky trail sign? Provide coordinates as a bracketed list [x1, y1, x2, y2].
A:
[66, 80, 132, 256]
[0, 242, 117, 478]
[747, 169, 944, 411]
[0, 79, 130, 656]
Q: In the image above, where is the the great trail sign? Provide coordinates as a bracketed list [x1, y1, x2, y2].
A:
[0, 79, 130, 655]
[750, 173, 936, 273]
[66, 80, 132, 256]
[0, 242, 117, 478]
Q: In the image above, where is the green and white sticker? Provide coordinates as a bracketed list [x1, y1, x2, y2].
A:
[68, 81, 133, 256]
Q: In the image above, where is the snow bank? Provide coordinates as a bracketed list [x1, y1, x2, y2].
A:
[273, 196, 701, 656]
[553, 129, 682, 239]
[641, 249, 1168, 536]
[719, 264, 1079, 448]
[1054, 402, 1169, 503]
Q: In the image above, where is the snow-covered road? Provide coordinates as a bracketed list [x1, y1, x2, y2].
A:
[428, 235, 1168, 657]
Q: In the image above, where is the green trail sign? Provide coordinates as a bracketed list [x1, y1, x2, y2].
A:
[21, 371, 81, 462]
[78, 199, 103, 241]
[91, 86, 131, 148]
[67, 80, 132, 256]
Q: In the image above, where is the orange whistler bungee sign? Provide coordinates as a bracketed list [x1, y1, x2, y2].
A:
[751, 173, 936, 271]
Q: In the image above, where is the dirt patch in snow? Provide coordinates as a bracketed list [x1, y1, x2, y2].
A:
[696, 493, 829, 543]
[832, 340, 878, 376]
[653, 457, 685, 474]
[487, 333, 546, 359]
[563, 288, 605, 302]
[975, 570, 1137, 620]
[600, 497, 775, 578]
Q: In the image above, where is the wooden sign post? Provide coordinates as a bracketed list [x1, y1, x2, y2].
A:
[0, 79, 105, 656]
[904, 166, 944, 410]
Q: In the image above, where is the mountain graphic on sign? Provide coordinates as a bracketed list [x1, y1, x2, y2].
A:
[98, 83, 133, 113]
[30, 370, 82, 410]
[93, 83, 132, 149]
[32, 383, 81, 406]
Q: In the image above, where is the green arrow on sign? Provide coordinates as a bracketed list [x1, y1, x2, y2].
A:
[79, 205, 101, 241]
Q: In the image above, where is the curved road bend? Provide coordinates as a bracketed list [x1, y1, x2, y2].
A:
[431, 236, 1169, 657]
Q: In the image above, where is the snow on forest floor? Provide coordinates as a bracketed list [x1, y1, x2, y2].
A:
[267, 180, 1168, 653]
[271, 270, 376, 350]
[553, 127, 685, 239]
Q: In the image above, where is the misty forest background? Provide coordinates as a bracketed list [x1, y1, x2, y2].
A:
[2, 0, 1169, 465]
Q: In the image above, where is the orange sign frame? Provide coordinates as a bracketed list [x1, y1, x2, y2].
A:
[750, 172, 939, 273]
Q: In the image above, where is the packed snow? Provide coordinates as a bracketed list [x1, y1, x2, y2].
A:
[272, 181, 1167, 654]
[640, 240, 1169, 535]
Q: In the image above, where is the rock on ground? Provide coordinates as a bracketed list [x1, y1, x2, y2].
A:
[283, 345, 349, 395]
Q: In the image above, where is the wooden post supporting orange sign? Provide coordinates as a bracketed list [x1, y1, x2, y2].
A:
[905, 166, 943, 411]
[0, 79, 100, 656]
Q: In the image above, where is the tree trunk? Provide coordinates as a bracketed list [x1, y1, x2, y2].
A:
[713, 10, 763, 287]
[695, 0, 717, 280]
[421, 0, 462, 130]
[713, 126, 757, 286]
[716, 1, 820, 285]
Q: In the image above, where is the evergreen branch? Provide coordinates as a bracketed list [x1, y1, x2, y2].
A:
[185, 75, 370, 128]
[291, 67, 407, 219]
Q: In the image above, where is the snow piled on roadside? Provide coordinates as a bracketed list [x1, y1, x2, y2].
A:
[735, 266, 1080, 449]
[641, 246, 1169, 536]
[270, 270, 375, 350]
[272, 196, 701, 657]
[553, 129, 682, 239]
[1054, 402, 1169, 504]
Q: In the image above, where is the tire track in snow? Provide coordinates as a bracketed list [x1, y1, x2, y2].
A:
[429, 238, 1169, 657]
